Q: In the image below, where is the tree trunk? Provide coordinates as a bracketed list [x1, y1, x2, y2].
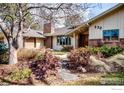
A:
[8, 38, 18, 64]
[18, 31, 23, 48]
[9, 44, 18, 64]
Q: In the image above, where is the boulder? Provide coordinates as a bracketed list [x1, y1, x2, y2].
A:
[89, 56, 111, 72]
[77, 66, 87, 73]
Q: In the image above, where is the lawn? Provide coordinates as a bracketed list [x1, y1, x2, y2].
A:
[63, 72, 124, 85]
[53, 50, 69, 55]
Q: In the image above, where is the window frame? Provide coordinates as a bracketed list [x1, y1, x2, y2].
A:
[103, 29, 119, 42]
[57, 35, 71, 45]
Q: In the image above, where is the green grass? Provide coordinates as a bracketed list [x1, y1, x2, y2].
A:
[53, 50, 68, 55]
[102, 72, 124, 78]
[100, 72, 124, 85]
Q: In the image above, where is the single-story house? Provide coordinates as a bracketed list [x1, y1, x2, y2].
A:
[76, 3, 124, 47]
[43, 3, 124, 50]
[0, 29, 45, 49]
[22, 29, 45, 49]
[0, 3, 124, 50]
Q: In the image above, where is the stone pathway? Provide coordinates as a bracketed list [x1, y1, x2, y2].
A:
[55, 53, 79, 81]
[55, 53, 68, 60]
[58, 68, 79, 81]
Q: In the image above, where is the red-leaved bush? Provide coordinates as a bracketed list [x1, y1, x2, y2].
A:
[29, 49, 60, 80]
[67, 48, 91, 70]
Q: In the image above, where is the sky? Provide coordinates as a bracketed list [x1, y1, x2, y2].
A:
[57, 3, 118, 27]
[88, 3, 118, 19]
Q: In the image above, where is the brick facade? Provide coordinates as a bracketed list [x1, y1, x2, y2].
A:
[120, 38, 124, 48]
[43, 23, 52, 34]
[88, 39, 103, 47]
[89, 38, 124, 47]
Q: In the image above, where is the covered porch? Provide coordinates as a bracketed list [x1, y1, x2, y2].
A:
[67, 24, 89, 48]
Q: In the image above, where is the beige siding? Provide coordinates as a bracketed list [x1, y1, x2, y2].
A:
[72, 33, 76, 48]
[36, 38, 44, 49]
[53, 36, 63, 50]
[52, 36, 74, 50]
[24, 38, 44, 49]
[24, 38, 35, 49]
[89, 7, 124, 39]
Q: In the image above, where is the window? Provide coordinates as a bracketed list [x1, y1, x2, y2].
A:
[57, 36, 71, 45]
[103, 29, 119, 41]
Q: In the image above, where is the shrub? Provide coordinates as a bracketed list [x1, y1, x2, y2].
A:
[34, 52, 44, 60]
[0, 43, 8, 54]
[8, 68, 32, 81]
[0, 43, 8, 64]
[17, 49, 39, 60]
[87, 46, 101, 55]
[62, 45, 73, 52]
[29, 49, 60, 80]
[100, 45, 124, 57]
[67, 48, 91, 70]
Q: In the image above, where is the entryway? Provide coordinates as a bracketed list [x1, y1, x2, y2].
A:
[78, 34, 88, 47]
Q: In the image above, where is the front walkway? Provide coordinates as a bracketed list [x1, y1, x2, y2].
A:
[54, 52, 80, 81]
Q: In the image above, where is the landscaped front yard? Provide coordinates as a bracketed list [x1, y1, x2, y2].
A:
[0, 44, 124, 85]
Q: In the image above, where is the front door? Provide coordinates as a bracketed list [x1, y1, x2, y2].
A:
[78, 34, 88, 47]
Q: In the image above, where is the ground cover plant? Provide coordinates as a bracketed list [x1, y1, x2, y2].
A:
[8, 68, 32, 81]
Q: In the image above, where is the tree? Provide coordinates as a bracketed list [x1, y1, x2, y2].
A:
[0, 3, 97, 64]
[64, 3, 102, 27]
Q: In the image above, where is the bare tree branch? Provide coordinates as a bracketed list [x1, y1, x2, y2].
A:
[23, 3, 64, 13]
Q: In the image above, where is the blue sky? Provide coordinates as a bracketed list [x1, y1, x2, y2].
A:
[89, 3, 118, 19]
[57, 3, 118, 27]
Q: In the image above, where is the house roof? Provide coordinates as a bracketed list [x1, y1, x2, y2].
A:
[87, 3, 124, 24]
[67, 3, 124, 35]
[44, 27, 75, 36]
[22, 29, 45, 38]
[0, 29, 45, 39]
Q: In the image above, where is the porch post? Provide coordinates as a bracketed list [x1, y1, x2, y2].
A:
[73, 33, 76, 49]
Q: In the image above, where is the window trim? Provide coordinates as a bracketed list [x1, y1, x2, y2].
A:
[57, 35, 71, 45]
[103, 29, 119, 42]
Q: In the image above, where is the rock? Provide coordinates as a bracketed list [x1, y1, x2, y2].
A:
[106, 54, 124, 72]
[58, 68, 79, 81]
[77, 66, 87, 73]
[90, 56, 111, 72]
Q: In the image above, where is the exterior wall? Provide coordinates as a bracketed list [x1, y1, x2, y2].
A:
[24, 38, 35, 49]
[43, 23, 54, 34]
[89, 39, 103, 47]
[24, 37, 44, 49]
[89, 6, 124, 46]
[43, 23, 51, 33]
[72, 33, 76, 48]
[52, 36, 63, 50]
[52, 36, 75, 50]
[44, 36, 52, 48]
[36, 38, 44, 49]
